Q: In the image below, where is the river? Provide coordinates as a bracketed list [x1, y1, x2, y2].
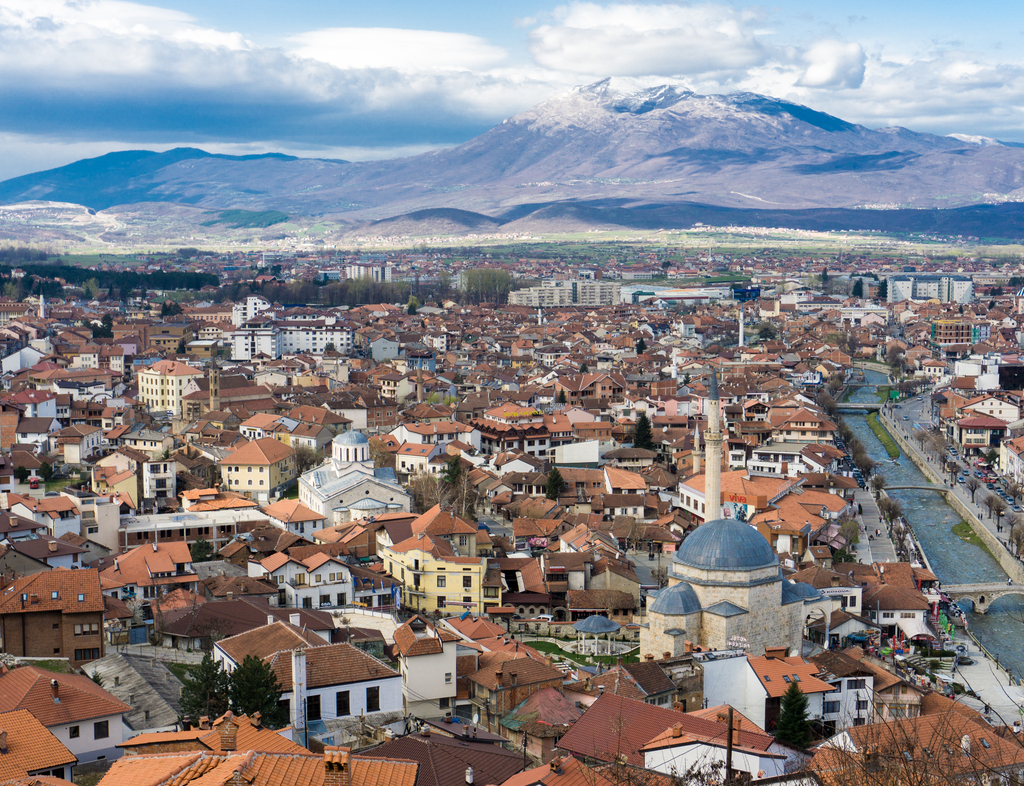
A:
[845, 370, 1024, 675]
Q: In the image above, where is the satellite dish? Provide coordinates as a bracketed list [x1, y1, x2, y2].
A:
[473, 712, 480, 725]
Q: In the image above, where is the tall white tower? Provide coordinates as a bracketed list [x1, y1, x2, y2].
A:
[738, 305, 745, 347]
[704, 370, 723, 521]
[38, 295, 45, 320]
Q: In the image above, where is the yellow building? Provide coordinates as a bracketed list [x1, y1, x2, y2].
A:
[218, 437, 297, 504]
[137, 360, 204, 417]
[381, 506, 501, 614]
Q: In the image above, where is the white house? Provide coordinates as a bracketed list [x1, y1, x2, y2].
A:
[249, 551, 354, 609]
[392, 616, 459, 716]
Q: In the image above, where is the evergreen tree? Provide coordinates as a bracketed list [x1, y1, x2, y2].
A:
[229, 655, 287, 727]
[635, 337, 647, 354]
[879, 279, 888, 300]
[557, 388, 567, 405]
[852, 278, 864, 298]
[775, 681, 812, 748]
[580, 363, 589, 373]
[546, 467, 566, 500]
[633, 412, 655, 452]
[179, 653, 230, 724]
[190, 538, 213, 562]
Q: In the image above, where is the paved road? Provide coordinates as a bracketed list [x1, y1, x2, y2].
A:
[853, 487, 897, 564]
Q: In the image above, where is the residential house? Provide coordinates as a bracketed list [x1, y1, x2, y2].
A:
[219, 437, 297, 504]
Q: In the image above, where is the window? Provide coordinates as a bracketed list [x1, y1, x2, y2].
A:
[94, 720, 109, 739]
[463, 596, 472, 604]
[78, 594, 85, 602]
[307, 695, 321, 721]
[463, 576, 472, 589]
[900, 612, 915, 619]
[51, 591, 59, 599]
[70, 726, 80, 738]
[823, 701, 840, 714]
[366, 686, 380, 712]
[856, 699, 869, 711]
[437, 576, 446, 588]
[445, 673, 452, 684]
[848, 679, 867, 690]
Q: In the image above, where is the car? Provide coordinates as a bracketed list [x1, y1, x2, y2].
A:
[903, 415, 910, 420]
[1015, 505, 1023, 513]
[28, 477, 39, 489]
[535, 614, 554, 621]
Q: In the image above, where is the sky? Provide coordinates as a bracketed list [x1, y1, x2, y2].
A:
[2, 0, 1024, 180]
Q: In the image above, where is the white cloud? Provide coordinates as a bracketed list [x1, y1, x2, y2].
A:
[797, 40, 865, 89]
[529, 2, 770, 76]
[290, 28, 506, 73]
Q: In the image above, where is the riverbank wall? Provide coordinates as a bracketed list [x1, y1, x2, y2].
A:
[879, 411, 1024, 584]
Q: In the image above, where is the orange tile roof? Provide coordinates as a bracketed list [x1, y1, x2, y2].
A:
[264, 643, 399, 689]
[261, 499, 325, 523]
[219, 437, 295, 466]
[216, 621, 322, 665]
[0, 568, 104, 614]
[0, 666, 131, 726]
[0, 709, 78, 782]
[746, 655, 835, 698]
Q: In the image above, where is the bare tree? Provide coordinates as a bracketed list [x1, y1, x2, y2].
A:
[993, 497, 1008, 530]
[870, 474, 887, 496]
[964, 476, 981, 502]
[410, 473, 445, 513]
[1010, 519, 1024, 556]
[984, 493, 997, 520]
[1007, 480, 1022, 505]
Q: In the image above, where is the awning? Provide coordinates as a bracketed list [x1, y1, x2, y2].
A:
[897, 617, 936, 641]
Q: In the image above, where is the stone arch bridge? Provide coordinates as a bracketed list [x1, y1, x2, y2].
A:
[943, 583, 1024, 614]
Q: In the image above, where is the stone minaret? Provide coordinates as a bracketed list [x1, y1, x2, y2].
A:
[738, 305, 745, 347]
[704, 370, 723, 521]
[691, 425, 702, 476]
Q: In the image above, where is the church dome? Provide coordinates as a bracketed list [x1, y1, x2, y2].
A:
[649, 582, 702, 615]
[674, 518, 778, 572]
[333, 430, 369, 446]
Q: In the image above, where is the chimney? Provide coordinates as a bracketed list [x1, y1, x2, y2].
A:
[218, 711, 237, 751]
[290, 612, 301, 626]
[324, 746, 351, 786]
[671, 723, 682, 738]
[683, 640, 693, 653]
[644, 653, 654, 662]
[466, 766, 475, 785]
[962, 735, 971, 757]
[199, 716, 211, 730]
[152, 542, 158, 552]
[673, 701, 684, 712]
[662, 652, 671, 661]
[732, 715, 741, 748]
[0, 730, 7, 753]
[50, 679, 59, 702]
[48, 541, 57, 552]
[291, 649, 307, 734]
[30, 593, 38, 605]
[114, 558, 120, 572]
[252, 711, 262, 728]
[510, 672, 518, 687]
[764, 646, 788, 660]
[420, 725, 431, 738]
[267, 614, 275, 626]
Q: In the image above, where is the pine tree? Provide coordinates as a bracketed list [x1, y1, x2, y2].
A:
[228, 655, 287, 728]
[633, 411, 655, 451]
[190, 538, 213, 562]
[546, 467, 566, 500]
[179, 653, 230, 724]
[579, 363, 589, 373]
[557, 388, 567, 405]
[635, 337, 647, 354]
[852, 278, 864, 298]
[775, 680, 812, 748]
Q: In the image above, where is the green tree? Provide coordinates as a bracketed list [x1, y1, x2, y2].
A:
[635, 337, 647, 354]
[177, 338, 186, 354]
[2, 281, 18, 299]
[580, 363, 589, 374]
[879, 279, 888, 300]
[190, 538, 214, 562]
[441, 457, 461, 486]
[39, 462, 53, 482]
[14, 465, 28, 483]
[294, 446, 324, 475]
[324, 342, 336, 353]
[228, 655, 287, 727]
[161, 300, 183, 317]
[82, 278, 101, 299]
[180, 653, 230, 724]
[407, 296, 420, 315]
[775, 680, 812, 748]
[633, 411, 655, 451]
[557, 388, 567, 405]
[852, 278, 864, 298]
[758, 323, 777, 342]
[546, 467, 566, 500]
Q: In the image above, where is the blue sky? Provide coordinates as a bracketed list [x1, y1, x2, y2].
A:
[1, 0, 1023, 180]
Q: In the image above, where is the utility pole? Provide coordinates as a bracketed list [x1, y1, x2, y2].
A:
[725, 705, 734, 786]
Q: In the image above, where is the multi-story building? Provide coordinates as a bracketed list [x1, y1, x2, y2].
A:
[887, 274, 973, 303]
[137, 360, 204, 418]
[0, 569, 106, 667]
[509, 280, 621, 307]
[218, 437, 297, 504]
[392, 616, 459, 716]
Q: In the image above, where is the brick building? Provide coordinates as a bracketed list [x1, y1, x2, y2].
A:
[0, 569, 106, 667]
[468, 657, 565, 731]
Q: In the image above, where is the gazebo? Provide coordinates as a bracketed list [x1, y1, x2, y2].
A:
[573, 614, 621, 655]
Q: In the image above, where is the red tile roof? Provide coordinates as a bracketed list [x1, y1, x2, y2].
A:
[0, 666, 131, 726]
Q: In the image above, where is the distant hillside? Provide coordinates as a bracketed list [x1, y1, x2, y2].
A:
[4, 80, 1024, 238]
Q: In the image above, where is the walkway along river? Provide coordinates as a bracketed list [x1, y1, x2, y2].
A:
[844, 370, 1024, 680]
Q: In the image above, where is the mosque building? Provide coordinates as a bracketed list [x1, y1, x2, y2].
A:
[641, 372, 828, 657]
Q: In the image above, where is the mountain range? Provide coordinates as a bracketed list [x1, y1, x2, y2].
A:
[4, 79, 1024, 238]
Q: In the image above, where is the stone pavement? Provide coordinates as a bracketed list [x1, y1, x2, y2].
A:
[854, 487, 898, 564]
[108, 642, 206, 664]
[951, 640, 1024, 725]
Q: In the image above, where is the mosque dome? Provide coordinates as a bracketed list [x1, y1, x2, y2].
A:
[649, 582, 702, 615]
[674, 518, 778, 572]
[782, 579, 823, 602]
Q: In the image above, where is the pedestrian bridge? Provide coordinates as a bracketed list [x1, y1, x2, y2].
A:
[943, 583, 1024, 614]
[836, 403, 882, 412]
[886, 485, 951, 493]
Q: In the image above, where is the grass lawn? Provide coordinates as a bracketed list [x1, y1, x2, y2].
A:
[866, 412, 901, 460]
[27, 659, 73, 673]
[952, 521, 994, 558]
[282, 485, 299, 500]
[166, 661, 193, 683]
[521, 638, 639, 666]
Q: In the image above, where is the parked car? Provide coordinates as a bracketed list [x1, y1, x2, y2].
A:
[28, 477, 39, 490]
